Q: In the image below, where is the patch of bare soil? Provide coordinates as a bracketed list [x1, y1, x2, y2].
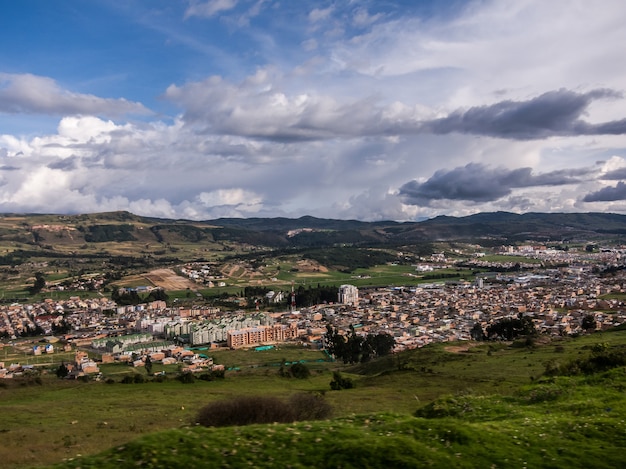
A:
[444, 342, 483, 353]
[296, 259, 328, 272]
[221, 263, 248, 278]
[144, 268, 198, 290]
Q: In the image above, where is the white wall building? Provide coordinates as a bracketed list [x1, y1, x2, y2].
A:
[338, 284, 359, 305]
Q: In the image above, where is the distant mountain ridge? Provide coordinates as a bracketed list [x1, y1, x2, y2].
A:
[207, 211, 626, 245]
[1, 211, 625, 250]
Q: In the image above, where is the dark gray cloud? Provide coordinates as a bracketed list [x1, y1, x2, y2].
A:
[167, 79, 626, 143]
[425, 89, 626, 140]
[601, 167, 626, 180]
[47, 157, 79, 171]
[583, 182, 626, 202]
[399, 163, 586, 205]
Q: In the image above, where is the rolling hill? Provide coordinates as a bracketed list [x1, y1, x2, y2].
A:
[1, 211, 625, 256]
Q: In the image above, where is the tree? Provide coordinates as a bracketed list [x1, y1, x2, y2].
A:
[144, 355, 153, 375]
[346, 325, 364, 364]
[289, 362, 311, 379]
[324, 324, 347, 360]
[111, 288, 141, 306]
[51, 319, 71, 334]
[470, 323, 486, 341]
[29, 272, 46, 295]
[366, 333, 396, 357]
[324, 325, 395, 364]
[330, 371, 354, 390]
[146, 288, 169, 302]
[582, 314, 597, 332]
[177, 371, 195, 384]
[486, 314, 536, 340]
[56, 363, 69, 378]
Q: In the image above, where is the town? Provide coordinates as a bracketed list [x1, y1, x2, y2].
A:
[2, 242, 625, 379]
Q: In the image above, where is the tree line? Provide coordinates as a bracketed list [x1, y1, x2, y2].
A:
[323, 324, 396, 364]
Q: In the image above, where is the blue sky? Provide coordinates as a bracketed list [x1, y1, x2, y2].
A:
[1, 0, 626, 221]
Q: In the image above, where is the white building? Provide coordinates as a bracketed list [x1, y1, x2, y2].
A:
[338, 284, 359, 305]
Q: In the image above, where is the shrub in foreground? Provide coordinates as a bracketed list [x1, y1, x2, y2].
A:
[544, 342, 626, 376]
[195, 393, 332, 427]
[330, 371, 354, 390]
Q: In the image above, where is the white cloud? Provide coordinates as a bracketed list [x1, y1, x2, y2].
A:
[331, 0, 626, 106]
[0, 74, 150, 117]
[352, 7, 383, 27]
[309, 6, 334, 23]
[185, 0, 238, 19]
[164, 69, 439, 141]
[197, 188, 262, 208]
[2, 0, 626, 221]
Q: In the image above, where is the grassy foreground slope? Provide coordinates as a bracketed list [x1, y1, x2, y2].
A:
[46, 334, 626, 469]
[50, 373, 626, 469]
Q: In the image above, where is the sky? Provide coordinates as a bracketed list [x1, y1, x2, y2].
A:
[1, 0, 626, 222]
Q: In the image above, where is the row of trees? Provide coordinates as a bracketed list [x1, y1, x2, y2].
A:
[324, 324, 396, 364]
[111, 287, 169, 306]
[471, 312, 599, 342]
[240, 284, 342, 310]
[470, 314, 536, 341]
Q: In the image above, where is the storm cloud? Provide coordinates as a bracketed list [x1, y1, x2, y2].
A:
[399, 163, 587, 205]
[425, 89, 626, 140]
[601, 167, 626, 180]
[165, 80, 626, 143]
[583, 182, 626, 202]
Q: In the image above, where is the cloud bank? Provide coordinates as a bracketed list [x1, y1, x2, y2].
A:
[0, 0, 626, 221]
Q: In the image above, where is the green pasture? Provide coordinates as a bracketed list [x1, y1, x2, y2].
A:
[50, 403, 626, 469]
[197, 263, 474, 296]
[2, 330, 626, 468]
[0, 261, 478, 305]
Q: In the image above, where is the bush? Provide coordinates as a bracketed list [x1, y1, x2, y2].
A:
[196, 395, 291, 427]
[195, 393, 332, 428]
[119, 374, 145, 384]
[330, 371, 354, 390]
[177, 372, 195, 384]
[121, 375, 136, 384]
[197, 369, 225, 381]
[288, 392, 332, 420]
[544, 343, 626, 376]
[415, 395, 474, 419]
[289, 362, 311, 379]
[522, 383, 564, 403]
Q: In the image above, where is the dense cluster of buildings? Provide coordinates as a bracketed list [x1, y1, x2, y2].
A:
[179, 263, 226, 287]
[0, 297, 117, 338]
[2, 245, 626, 375]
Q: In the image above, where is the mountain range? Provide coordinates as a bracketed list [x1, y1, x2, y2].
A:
[2, 211, 624, 253]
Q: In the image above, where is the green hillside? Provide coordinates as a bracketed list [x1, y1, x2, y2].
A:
[2, 329, 626, 468]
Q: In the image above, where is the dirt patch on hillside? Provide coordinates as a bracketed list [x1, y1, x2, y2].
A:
[444, 342, 483, 354]
[296, 259, 329, 272]
[221, 263, 248, 278]
[144, 268, 198, 290]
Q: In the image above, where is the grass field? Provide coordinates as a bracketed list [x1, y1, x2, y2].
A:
[2, 330, 626, 468]
[0, 260, 475, 306]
